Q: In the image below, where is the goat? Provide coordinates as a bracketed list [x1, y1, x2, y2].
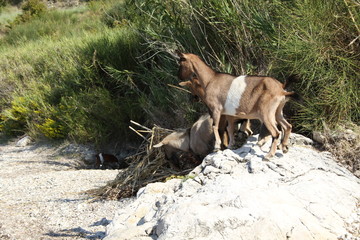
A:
[153, 129, 191, 160]
[95, 153, 129, 169]
[179, 79, 253, 137]
[153, 114, 215, 160]
[176, 52, 293, 160]
[180, 80, 234, 148]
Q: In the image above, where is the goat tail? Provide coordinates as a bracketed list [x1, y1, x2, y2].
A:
[283, 91, 301, 101]
[283, 91, 295, 96]
[282, 75, 302, 102]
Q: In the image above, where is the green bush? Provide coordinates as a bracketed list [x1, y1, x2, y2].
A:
[0, 0, 6, 11]
[12, 0, 47, 24]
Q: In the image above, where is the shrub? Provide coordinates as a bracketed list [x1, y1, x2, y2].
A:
[112, 0, 359, 134]
[0, 96, 35, 136]
[12, 0, 47, 24]
[36, 118, 66, 139]
[0, 0, 6, 11]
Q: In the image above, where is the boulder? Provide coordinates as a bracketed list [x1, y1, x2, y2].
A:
[104, 134, 360, 240]
[15, 136, 33, 147]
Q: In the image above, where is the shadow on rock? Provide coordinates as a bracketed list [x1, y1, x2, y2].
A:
[46, 226, 105, 239]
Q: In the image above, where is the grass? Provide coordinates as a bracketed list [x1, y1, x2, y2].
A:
[269, 0, 360, 132]
[0, 0, 359, 149]
[0, 5, 21, 24]
[0, 27, 143, 142]
[0, 4, 21, 36]
[0, 0, 196, 145]
[0, 5, 101, 46]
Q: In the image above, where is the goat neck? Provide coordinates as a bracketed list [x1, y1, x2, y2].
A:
[189, 56, 216, 89]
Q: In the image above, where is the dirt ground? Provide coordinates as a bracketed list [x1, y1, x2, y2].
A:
[0, 140, 132, 240]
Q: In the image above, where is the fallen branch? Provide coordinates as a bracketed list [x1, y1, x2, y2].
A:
[88, 122, 197, 200]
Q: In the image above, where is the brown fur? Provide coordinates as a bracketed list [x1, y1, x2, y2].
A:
[179, 79, 253, 139]
[176, 52, 293, 160]
[153, 114, 215, 159]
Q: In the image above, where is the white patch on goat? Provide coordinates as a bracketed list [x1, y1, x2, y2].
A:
[224, 75, 247, 116]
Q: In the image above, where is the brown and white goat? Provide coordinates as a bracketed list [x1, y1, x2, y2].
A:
[176, 52, 293, 160]
[179, 79, 253, 137]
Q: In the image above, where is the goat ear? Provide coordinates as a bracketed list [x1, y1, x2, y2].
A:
[175, 49, 183, 57]
[153, 142, 164, 148]
[174, 50, 186, 61]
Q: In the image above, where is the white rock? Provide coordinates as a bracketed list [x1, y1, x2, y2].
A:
[104, 134, 360, 240]
[313, 131, 326, 144]
[15, 136, 33, 147]
[289, 132, 314, 145]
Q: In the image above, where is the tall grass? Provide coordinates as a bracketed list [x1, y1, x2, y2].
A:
[0, 1, 196, 145]
[0, 27, 144, 143]
[115, 0, 359, 133]
[0, 0, 359, 146]
[270, 0, 360, 131]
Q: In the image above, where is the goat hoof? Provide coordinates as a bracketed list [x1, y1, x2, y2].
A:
[283, 146, 289, 153]
[263, 154, 273, 161]
[280, 144, 289, 153]
[246, 130, 253, 136]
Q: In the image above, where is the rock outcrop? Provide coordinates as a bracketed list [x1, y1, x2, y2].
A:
[104, 134, 360, 240]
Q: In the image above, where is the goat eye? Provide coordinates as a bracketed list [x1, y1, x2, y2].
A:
[179, 57, 186, 62]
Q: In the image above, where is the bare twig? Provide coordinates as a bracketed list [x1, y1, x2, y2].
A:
[88, 123, 197, 200]
[167, 84, 192, 93]
[130, 120, 152, 131]
[129, 126, 149, 142]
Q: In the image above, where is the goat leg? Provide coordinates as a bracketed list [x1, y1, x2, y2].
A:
[239, 119, 253, 136]
[275, 101, 292, 154]
[262, 114, 281, 160]
[257, 124, 271, 147]
[264, 135, 280, 161]
[212, 111, 222, 152]
[226, 116, 236, 149]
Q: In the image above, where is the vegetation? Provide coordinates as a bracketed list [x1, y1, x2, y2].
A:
[0, 0, 359, 148]
[13, 0, 47, 24]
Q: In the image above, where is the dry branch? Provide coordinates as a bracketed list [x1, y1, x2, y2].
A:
[88, 121, 197, 200]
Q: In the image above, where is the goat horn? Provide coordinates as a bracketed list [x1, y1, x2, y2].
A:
[173, 49, 185, 59]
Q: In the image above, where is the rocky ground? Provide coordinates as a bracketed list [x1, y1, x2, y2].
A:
[0, 139, 132, 240]
[1, 134, 359, 240]
[104, 134, 360, 240]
